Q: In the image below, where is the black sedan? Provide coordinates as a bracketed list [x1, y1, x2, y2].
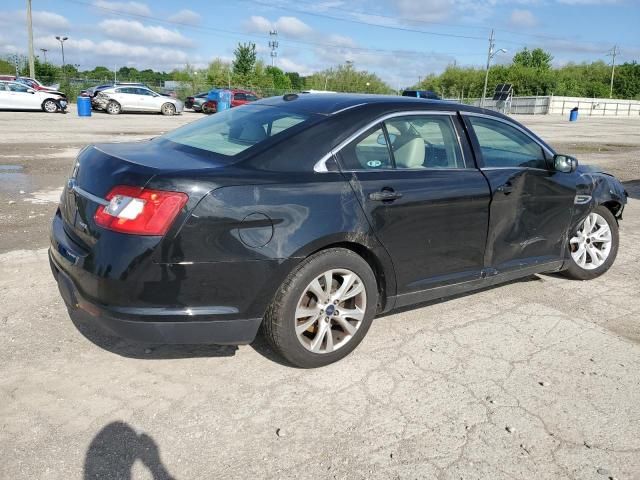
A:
[49, 94, 627, 367]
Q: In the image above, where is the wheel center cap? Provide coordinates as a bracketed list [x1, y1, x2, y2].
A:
[325, 305, 335, 316]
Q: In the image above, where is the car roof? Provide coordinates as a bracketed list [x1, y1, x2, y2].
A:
[256, 93, 495, 117]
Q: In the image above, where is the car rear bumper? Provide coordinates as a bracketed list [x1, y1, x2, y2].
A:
[49, 250, 262, 344]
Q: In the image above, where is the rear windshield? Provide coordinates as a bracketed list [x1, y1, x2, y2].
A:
[163, 104, 310, 156]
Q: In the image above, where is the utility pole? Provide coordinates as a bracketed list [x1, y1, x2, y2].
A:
[481, 29, 495, 108]
[481, 29, 506, 108]
[40, 48, 48, 64]
[269, 30, 278, 67]
[607, 45, 620, 98]
[26, 0, 35, 78]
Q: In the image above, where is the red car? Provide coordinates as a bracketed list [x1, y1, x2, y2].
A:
[0, 75, 61, 93]
[201, 89, 259, 114]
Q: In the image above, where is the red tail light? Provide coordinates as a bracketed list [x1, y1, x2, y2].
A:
[94, 186, 188, 236]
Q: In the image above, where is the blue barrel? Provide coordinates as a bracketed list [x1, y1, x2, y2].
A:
[77, 96, 91, 117]
[569, 107, 578, 122]
[217, 89, 231, 111]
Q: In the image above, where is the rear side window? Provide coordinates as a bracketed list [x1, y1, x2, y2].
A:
[7, 83, 29, 93]
[163, 104, 310, 156]
[339, 125, 393, 170]
[468, 116, 547, 169]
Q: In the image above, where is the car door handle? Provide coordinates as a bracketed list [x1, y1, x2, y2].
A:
[369, 190, 403, 201]
[496, 182, 513, 195]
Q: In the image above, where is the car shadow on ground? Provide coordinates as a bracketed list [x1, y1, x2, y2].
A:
[622, 180, 640, 200]
[69, 275, 545, 365]
[68, 308, 238, 360]
[85, 421, 176, 480]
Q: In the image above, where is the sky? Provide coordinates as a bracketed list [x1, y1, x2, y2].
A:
[1, 0, 639, 88]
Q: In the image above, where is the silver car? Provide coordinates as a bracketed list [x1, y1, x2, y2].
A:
[93, 86, 183, 115]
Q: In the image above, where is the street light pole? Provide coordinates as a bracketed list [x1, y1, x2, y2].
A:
[55, 36, 68, 81]
[40, 48, 48, 64]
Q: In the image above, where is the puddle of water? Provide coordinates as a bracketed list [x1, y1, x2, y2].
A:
[0, 165, 30, 194]
[23, 188, 63, 204]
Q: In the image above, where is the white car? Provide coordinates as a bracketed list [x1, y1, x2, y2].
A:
[0, 80, 67, 113]
[94, 86, 183, 115]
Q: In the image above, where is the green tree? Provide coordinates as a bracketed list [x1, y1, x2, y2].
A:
[513, 47, 553, 70]
[265, 66, 292, 90]
[233, 42, 257, 77]
[285, 71, 304, 90]
[305, 63, 392, 93]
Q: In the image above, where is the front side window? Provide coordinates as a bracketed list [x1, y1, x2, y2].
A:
[385, 116, 463, 169]
[468, 116, 547, 169]
[339, 125, 393, 170]
[163, 104, 310, 157]
[234, 93, 246, 101]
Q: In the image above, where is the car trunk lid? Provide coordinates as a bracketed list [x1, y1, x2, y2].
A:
[60, 140, 228, 246]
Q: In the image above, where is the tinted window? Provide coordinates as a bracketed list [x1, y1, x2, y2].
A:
[137, 88, 155, 96]
[340, 125, 392, 170]
[385, 116, 463, 169]
[234, 93, 246, 101]
[469, 116, 547, 169]
[163, 104, 310, 156]
[116, 87, 135, 94]
[0, 82, 7, 91]
[246, 94, 259, 101]
[7, 83, 29, 93]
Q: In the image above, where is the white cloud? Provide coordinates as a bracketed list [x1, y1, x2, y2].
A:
[244, 15, 313, 38]
[326, 34, 357, 48]
[168, 9, 201, 25]
[275, 17, 313, 38]
[509, 9, 538, 28]
[278, 58, 314, 76]
[31, 11, 71, 31]
[392, 0, 454, 23]
[92, 1, 151, 16]
[244, 16, 273, 33]
[99, 19, 193, 47]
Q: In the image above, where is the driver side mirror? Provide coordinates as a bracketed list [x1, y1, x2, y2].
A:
[27, 88, 36, 94]
[554, 154, 578, 173]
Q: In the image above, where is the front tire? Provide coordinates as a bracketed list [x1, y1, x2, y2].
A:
[161, 103, 176, 116]
[42, 99, 58, 113]
[562, 205, 619, 280]
[263, 248, 378, 368]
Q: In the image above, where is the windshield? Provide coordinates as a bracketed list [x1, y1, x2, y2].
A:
[163, 104, 310, 156]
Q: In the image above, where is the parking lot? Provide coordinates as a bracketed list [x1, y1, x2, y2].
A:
[1, 110, 639, 479]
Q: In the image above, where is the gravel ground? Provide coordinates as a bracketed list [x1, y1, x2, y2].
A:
[0, 110, 639, 479]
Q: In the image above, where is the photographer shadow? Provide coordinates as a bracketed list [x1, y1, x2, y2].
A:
[84, 421, 176, 480]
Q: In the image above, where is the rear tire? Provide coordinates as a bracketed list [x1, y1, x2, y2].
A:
[106, 101, 121, 115]
[263, 248, 378, 368]
[562, 205, 619, 280]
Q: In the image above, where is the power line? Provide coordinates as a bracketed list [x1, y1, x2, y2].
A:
[60, 0, 484, 60]
[240, 0, 596, 46]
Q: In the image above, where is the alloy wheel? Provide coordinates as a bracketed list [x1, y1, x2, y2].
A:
[294, 269, 367, 354]
[43, 100, 57, 113]
[569, 212, 612, 270]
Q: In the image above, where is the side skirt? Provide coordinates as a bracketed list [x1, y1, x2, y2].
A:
[388, 260, 564, 310]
